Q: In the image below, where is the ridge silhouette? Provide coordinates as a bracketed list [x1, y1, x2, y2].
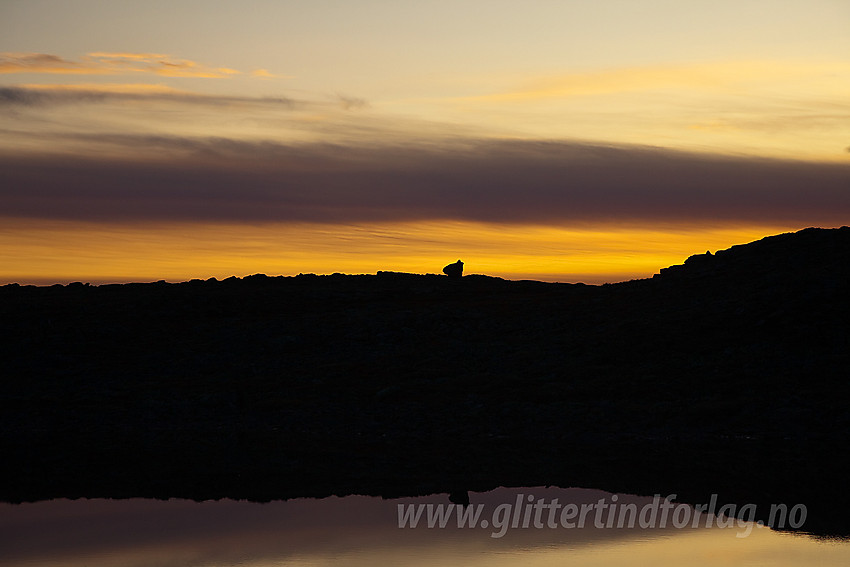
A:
[1, 226, 848, 536]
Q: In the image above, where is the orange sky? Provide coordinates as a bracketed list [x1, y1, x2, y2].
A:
[0, 219, 811, 285]
[1, 1, 848, 284]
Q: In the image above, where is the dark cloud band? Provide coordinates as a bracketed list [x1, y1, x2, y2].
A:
[1, 137, 848, 225]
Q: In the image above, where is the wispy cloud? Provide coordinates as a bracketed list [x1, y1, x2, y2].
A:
[0, 52, 265, 78]
[0, 85, 298, 108]
[336, 93, 368, 110]
[0, 84, 382, 150]
[461, 61, 850, 103]
[250, 68, 290, 79]
[18, 82, 182, 93]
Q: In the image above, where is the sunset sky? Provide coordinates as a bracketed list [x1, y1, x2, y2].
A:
[2, 0, 849, 284]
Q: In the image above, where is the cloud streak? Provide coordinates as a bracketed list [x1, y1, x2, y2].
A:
[461, 61, 850, 103]
[1, 137, 847, 226]
[0, 85, 298, 108]
[0, 52, 256, 78]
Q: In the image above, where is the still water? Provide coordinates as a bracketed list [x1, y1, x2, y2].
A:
[1, 487, 847, 566]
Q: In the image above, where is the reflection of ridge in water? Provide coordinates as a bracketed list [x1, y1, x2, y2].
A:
[1, 487, 848, 567]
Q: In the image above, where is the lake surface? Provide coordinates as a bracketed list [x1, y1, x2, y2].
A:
[1, 487, 848, 566]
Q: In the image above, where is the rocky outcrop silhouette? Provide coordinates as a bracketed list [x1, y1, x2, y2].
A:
[1, 227, 849, 535]
[443, 259, 463, 278]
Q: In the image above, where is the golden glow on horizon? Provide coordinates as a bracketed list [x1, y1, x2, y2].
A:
[0, 219, 802, 286]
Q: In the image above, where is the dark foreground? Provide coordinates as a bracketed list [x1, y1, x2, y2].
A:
[1, 227, 849, 536]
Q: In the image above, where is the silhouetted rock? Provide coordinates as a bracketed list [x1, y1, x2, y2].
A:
[684, 250, 713, 265]
[449, 490, 470, 506]
[443, 260, 463, 278]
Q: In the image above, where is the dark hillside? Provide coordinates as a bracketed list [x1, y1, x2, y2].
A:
[1, 226, 848, 535]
